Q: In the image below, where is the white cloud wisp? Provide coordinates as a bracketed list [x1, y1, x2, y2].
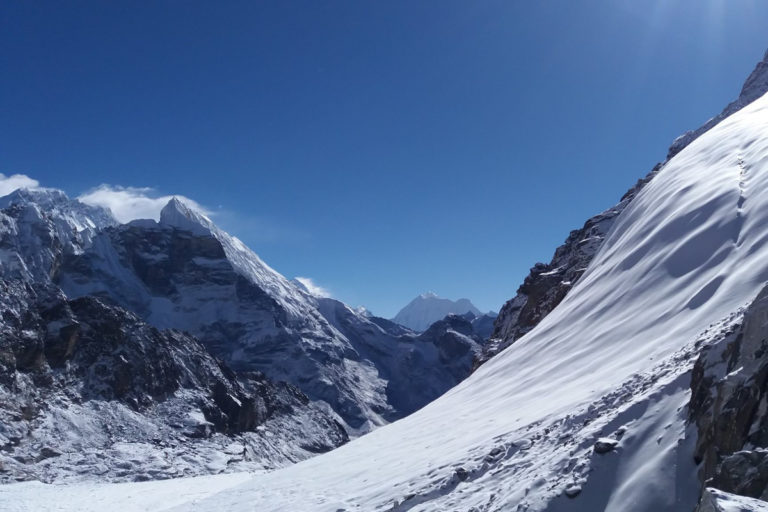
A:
[0, 173, 40, 197]
[78, 185, 211, 223]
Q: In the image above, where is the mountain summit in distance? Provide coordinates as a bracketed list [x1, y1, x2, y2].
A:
[392, 292, 484, 332]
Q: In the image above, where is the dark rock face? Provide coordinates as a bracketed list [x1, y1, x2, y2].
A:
[314, 298, 482, 420]
[668, 50, 768, 159]
[0, 283, 347, 483]
[58, 223, 288, 360]
[0, 193, 348, 483]
[709, 450, 768, 501]
[463, 312, 497, 341]
[56, 221, 380, 427]
[690, 285, 768, 507]
[593, 438, 619, 455]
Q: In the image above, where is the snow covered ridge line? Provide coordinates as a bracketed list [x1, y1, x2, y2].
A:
[483, 48, 768, 368]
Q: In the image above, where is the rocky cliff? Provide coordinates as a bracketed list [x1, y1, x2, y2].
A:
[690, 284, 768, 508]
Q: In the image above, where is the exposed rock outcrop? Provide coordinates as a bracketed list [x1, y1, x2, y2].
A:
[0, 282, 347, 483]
[690, 284, 768, 508]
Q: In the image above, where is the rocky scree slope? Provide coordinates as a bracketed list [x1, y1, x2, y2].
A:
[0, 284, 346, 484]
[480, 49, 768, 368]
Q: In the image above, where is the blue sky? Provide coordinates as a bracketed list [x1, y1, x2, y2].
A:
[2, 1, 768, 317]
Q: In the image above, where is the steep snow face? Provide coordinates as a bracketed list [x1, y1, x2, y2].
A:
[486, 51, 768, 368]
[393, 292, 483, 332]
[28, 81, 768, 511]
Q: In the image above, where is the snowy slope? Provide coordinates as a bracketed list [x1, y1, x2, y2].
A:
[486, 50, 768, 367]
[392, 292, 483, 332]
[171, 80, 768, 511]
[14, 73, 768, 511]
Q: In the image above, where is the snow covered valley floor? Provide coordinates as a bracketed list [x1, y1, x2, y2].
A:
[6, 59, 768, 512]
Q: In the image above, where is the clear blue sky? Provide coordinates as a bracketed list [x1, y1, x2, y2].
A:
[2, 1, 767, 317]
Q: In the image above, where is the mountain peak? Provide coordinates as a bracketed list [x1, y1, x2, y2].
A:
[739, 48, 768, 105]
[0, 187, 117, 232]
[1, 187, 80, 210]
[393, 293, 482, 332]
[159, 197, 214, 236]
[668, 48, 768, 159]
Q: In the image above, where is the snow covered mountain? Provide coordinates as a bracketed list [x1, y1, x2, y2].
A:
[392, 292, 484, 332]
[0, 191, 348, 483]
[54, 198, 480, 432]
[0, 185, 486, 484]
[11, 49, 768, 511]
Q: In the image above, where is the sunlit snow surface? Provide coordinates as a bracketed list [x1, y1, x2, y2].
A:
[702, 488, 768, 511]
[0, 472, 254, 512]
[7, 92, 768, 511]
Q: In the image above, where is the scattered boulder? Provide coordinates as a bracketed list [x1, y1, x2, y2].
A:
[454, 467, 470, 482]
[564, 484, 582, 498]
[709, 450, 768, 501]
[594, 438, 619, 454]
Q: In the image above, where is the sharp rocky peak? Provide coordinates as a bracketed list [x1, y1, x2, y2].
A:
[159, 196, 215, 236]
[668, 48, 768, 159]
